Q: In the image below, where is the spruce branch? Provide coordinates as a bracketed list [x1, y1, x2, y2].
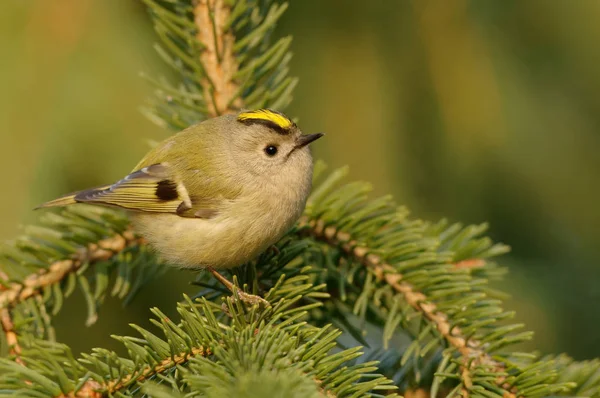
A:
[264, 164, 573, 397]
[144, 0, 295, 128]
[102, 346, 211, 395]
[1, 276, 397, 397]
[299, 217, 508, 396]
[194, 0, 243, 116]
[0, 228, 140, 313]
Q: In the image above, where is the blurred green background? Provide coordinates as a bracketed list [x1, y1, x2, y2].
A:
[1, 0, 599, 360]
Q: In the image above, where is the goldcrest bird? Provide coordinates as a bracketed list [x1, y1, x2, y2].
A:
[39, 109, 323, 302]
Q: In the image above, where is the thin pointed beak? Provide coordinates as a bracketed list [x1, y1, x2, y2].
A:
[296, 133, 324, 149]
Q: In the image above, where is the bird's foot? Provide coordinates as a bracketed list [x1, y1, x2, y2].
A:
[221, 289, 269, 315]
[207, 266, 270, 308]
[231, 287, 270, 307]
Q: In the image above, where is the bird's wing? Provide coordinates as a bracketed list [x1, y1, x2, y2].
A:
[38, 163, 221, 218]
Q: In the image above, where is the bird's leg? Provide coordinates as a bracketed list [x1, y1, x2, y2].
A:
[207, 266, 269, 307]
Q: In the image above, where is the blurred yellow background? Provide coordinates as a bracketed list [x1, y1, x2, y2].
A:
[1, 0, 599, 359]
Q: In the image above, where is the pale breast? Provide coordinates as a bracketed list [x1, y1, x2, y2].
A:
[129, 190, 305, 269]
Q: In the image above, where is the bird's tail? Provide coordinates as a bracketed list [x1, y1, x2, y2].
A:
[35, 194, 78, 209]
[35, 184, 113, 210]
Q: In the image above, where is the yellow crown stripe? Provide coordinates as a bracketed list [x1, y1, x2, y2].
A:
[237, 109, 293, 130]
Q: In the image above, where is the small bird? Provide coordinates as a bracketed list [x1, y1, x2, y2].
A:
[39, 109, 323, 304]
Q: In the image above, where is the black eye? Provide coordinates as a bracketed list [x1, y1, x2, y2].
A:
[264, 145, 278, 156]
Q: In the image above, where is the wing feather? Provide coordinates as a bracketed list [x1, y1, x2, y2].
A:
[73, 164, 187, 212]
[38, 163, 198, 214]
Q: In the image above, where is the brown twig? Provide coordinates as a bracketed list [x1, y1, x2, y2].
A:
[104, 346, 210, 394]
[0, 270, 23, 364]
[56, 381, 103, 398]
[453, 258, 486, 270]
[0, 229, 141, 311]
[55, 346, 209, 398]
[59, 344, 336, 398]
[0, 307, 23, 365]
[300, 217, 517, 397]
[194, 0, 243, 116]
[53, 346, 209, 397]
